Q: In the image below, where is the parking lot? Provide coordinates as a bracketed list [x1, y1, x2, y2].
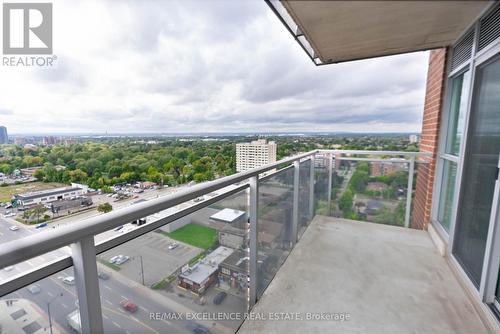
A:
[98, 232, 202, 286]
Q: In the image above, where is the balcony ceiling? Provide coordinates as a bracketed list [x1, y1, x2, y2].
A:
[280, 0, 492, 63]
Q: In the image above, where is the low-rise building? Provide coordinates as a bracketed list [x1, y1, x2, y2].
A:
[178, 246, 234, 295]
[209, 208, 247, 228]
[219, 224, 246, 249]
[14, 185, 87, 208]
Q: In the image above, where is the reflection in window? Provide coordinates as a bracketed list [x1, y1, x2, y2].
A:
[437, 160, 457, 232]
[445, 70, 470, 155]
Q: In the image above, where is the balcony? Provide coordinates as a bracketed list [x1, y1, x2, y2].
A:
[239, 215, 488, 334]
[0, 150, 494, 333]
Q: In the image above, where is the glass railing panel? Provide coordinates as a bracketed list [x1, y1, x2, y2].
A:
[298, 160, 311, 239]
[314, 158, 329, 216]
[330, 159, 412, 227]
[96, 189, 249, 334]
[2, 267, 81, 334]
[256, 167, 294, 298]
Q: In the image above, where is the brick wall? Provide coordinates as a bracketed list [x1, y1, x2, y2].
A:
[411, 48, 447, 230]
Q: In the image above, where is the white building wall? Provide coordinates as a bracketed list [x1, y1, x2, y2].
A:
[236, 139, 277, 172]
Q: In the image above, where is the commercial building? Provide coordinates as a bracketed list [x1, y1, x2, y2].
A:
[236, 139, 277, 172]
[0, 126, 8, 144]
[219, 250, 249, 291]
[178, 246, 234, 295]
[409, 134, 419, 143]
[14, 186, 87, 208]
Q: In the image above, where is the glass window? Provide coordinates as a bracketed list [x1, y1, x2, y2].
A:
[445, 70, 470, 155]
[437, 160, 457, 232]
[453, 57, 500, 287]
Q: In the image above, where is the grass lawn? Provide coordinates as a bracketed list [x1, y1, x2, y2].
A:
[0, 182, 66, 202]
[162, 223, 217, 250]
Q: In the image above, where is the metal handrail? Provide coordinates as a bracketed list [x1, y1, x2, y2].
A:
[0, 151, 316, 269]
[0, 149, 432, 298]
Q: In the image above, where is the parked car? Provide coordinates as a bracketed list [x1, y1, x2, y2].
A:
[3, 213, 16, 218]
[27, 285, 41, 294]
[110, 255, 129, 265]
[62, 276, 75, 285]
[168, 242, 179, 250]
[213, 292, 227, 305]
[8, 226, 19, 231]
[36, 223, 48, 229]
[190, 323, 211, 334]
[120, 299, 138, 313]
[98, 272, 109, 280]
[115, 255, 130, 265]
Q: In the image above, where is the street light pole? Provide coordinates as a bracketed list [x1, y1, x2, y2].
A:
[135, 255, 145, 285]
[47, 292, 63, 334]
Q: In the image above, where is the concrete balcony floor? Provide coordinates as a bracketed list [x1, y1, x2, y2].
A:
[238, 216, 491, 334]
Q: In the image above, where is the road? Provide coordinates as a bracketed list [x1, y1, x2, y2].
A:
[0, 182, 247, 333]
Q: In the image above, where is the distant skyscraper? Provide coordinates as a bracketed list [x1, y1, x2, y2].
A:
[0, 126, 8, 144]
[236, 139, 277, 172]
[409, 134, 419, 144]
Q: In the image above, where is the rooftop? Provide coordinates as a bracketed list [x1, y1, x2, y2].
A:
[179, 246, 234, 284]
[210, 208, 246, 224]
[15, 186, 82, 200]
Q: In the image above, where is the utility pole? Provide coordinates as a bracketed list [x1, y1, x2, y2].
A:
[47, 292, 63, 334]
[135, 255, 145, 285]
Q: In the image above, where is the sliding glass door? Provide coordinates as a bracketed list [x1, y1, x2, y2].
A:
[453, 56, 500, 287]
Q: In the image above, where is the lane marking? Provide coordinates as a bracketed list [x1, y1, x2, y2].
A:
[112, 321, 122, 329]
[104, 285, 112, 291]
[105, 299, 113, 306]
[47, 292, 54, 297]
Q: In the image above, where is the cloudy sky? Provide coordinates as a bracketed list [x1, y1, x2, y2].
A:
[0, 0, 429, 134]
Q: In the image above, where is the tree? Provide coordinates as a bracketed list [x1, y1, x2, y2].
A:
[97, 202, 113, 213]
[33, 169, 45, 181]
[30, 204, 48, 223]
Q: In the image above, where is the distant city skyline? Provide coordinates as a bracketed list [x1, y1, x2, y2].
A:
[0, 0, 428, 134]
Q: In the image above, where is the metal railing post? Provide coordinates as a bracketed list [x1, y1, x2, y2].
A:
[327, 153, 333, 215]
[71, 236, 104, 334]
[404, 156, 416, 228]
[309, 154, 315, 219]
[292, 160, 300, 244]
[249, 175, 258, 308]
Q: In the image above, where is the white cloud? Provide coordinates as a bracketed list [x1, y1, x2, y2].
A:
[0, 0, 429, 134]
